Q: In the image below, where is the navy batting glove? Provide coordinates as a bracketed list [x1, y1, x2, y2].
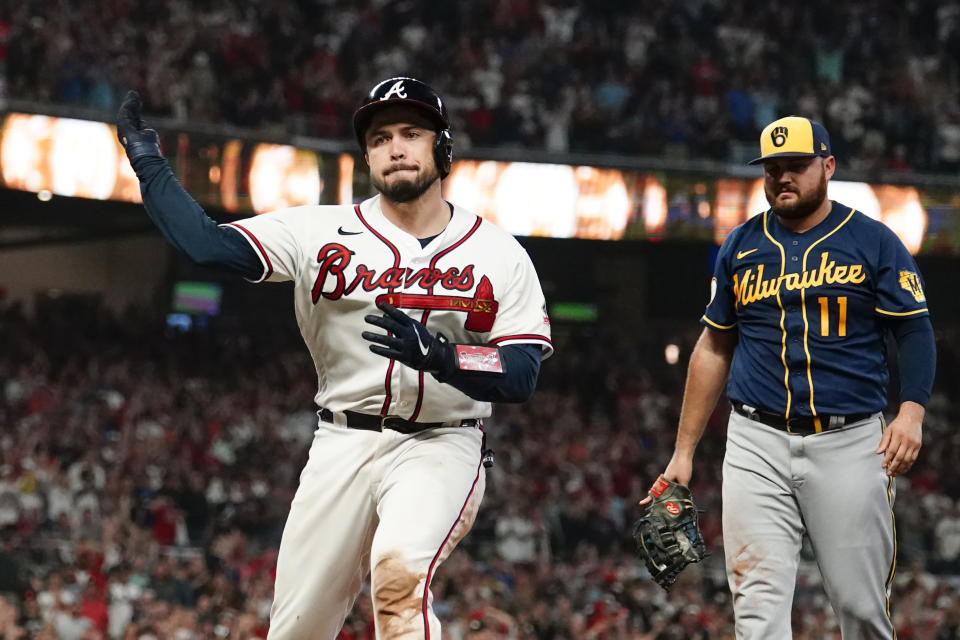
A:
[116, 90, 162, 163]
[362, 302, 455, 378]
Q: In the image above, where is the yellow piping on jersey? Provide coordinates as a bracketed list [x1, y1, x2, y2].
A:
[799, 208, 857, 420]
[761, 210, 791, 417]
[701, 315, 736, 330]
[875, 307, 928, 317]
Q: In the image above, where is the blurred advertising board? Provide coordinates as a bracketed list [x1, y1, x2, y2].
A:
[442, 160, 949, 255]
[0, 112, 329, 214]
[1, 111, 958, 255]
[0, 113, 141, 203]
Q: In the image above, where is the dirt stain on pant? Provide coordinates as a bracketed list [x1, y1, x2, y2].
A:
[373, 553, 428, 639]
[728, 545, 778, 602]
[436, 480, 484, 565]
[731, 545, 764, 589]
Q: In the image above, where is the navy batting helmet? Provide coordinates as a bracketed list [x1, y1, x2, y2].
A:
[353, 77, 454, 177]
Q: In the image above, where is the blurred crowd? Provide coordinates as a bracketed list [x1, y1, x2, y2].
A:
[0, 293, 959, 639]
[4, 0, 960, 172]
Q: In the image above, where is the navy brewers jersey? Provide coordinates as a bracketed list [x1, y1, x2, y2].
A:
[702, 201, 929, 417]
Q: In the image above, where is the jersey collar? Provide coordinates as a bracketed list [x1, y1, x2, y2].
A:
[359, 195, 475, 253]
[768, 200, 847, 239]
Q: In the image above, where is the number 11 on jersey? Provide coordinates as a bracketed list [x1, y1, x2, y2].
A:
[818, 296, 848, 337]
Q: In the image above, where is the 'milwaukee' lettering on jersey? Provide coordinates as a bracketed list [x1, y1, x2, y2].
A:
[733, 251, 866, 308]
[312, 243, 475, 303]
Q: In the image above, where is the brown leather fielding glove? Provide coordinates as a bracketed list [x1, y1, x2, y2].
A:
[632, 475, 707, 590]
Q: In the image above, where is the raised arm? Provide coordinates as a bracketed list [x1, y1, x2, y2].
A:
[116, 91, 263, 279]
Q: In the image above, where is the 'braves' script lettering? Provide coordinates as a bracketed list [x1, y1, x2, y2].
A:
[312, 243, 476, 302]
[312, 244, 354, 303]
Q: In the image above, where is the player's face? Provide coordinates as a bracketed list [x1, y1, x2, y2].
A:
[762, 155, 835, 220]
[364, 107, 441, 204]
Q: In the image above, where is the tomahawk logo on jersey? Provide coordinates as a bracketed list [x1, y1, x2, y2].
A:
[226, 194, 553, 423]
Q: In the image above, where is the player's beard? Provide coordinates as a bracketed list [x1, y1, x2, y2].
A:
[373, 164, 441, 204]
[765, 168, 828, 220]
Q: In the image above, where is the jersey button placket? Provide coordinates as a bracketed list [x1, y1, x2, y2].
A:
[396, 252, 424, 413]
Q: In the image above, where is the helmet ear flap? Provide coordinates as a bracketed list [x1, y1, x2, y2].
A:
[434, 128, 453, 178]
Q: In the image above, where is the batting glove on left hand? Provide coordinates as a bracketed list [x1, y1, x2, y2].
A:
[362, 302, 455, 378]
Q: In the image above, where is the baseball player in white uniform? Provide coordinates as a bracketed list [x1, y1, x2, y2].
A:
[116, 77, 553, 638]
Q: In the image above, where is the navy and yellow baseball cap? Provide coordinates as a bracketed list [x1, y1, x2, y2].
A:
[748, 116, 832, 165]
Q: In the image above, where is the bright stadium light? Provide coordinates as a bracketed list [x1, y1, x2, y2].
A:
[665, 343, 680, 365]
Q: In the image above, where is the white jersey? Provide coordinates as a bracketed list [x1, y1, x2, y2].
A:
[224, 195, 553, 422]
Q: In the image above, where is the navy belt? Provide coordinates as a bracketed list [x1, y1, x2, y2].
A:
[731, 402, 873, 436]
[319, 408, 479, 434]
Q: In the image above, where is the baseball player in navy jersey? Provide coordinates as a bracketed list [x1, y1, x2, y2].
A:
[116, 77, 553, 638]
[647, 116, 936, 638]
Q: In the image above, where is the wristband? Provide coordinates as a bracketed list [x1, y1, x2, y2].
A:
[454, 344, 504, 374]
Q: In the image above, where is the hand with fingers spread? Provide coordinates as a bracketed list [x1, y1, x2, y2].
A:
[362, 301, 456, 378]
[876, 401, 924, 476]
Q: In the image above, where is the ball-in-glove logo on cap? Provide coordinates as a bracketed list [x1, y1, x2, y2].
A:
[771, 125, 789, 147]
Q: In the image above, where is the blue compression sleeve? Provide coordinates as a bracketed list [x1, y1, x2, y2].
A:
[889, 315, 936, 406]
[131, 156, 263, 279]
[441, 343, 542, 403]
